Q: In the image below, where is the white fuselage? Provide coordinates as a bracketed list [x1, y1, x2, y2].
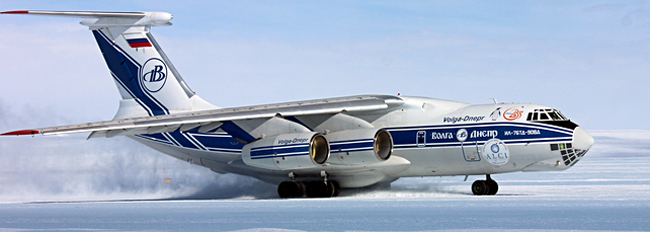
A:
[131, 96, 591, 188]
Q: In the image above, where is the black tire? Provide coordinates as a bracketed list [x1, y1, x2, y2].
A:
[471, 180, 490, 195]
[325, 181, 336, 197]
[330, 181, 341, 197]
[278, 181, 301, 198]
[325, 181, 341, 197]
[297, 181, 307, 197]
[306, 181, 328, 198]
[487, 179, 498, 195]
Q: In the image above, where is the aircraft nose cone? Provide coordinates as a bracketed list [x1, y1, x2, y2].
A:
[573, 127, 594, 151]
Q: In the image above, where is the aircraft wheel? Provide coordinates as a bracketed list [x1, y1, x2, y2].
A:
[487, 179, 498, 195]
[325, 181, 340, 197]
[296, 181, 306, 197]
[329, 181, 340, 197]
[278, 181, 304, 198]
[306, 181, 328, 198]
[471, 180, 490, 195]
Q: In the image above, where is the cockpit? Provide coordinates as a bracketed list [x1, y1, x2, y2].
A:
[526, 108, 577, 129]
[526, 108, 567, 121]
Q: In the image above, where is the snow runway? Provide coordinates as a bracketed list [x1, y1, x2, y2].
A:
[0, 156, 648, 231]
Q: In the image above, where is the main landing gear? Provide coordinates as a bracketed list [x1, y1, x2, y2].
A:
[277, 180, 340, 198]
[278, 171, 341, 198]
[471, 174, 498, 195]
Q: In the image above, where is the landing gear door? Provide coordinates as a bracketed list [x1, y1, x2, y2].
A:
[462, 141, 481, 162]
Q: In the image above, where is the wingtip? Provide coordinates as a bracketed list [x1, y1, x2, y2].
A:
[1, 10, 29, 14]
[1, 130, 40, 136]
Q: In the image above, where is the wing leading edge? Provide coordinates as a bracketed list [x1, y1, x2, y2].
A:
[1, 95, 403, 138]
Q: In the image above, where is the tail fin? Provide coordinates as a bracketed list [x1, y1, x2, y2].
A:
[2, 10, 217, 118]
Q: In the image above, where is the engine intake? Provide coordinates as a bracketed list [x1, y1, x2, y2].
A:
[242, 132, 329, 170]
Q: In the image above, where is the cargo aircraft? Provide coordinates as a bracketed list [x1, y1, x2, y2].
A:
[1, 10, 594, 198]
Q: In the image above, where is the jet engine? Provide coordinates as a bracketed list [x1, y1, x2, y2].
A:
[242, 132, 329, 170]
[325, 129, 393, 165]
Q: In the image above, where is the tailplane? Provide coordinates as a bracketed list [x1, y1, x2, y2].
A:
[2, 10, 217, 118]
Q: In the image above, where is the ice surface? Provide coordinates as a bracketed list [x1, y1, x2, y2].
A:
[0, 130, 648, 231]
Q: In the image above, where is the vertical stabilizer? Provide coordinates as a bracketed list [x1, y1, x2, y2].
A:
[2, 10, 217, 118]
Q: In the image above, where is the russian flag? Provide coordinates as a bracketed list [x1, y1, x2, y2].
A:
[127, 38, 152, 48]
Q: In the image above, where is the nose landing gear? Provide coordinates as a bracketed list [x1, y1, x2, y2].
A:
[471, 174, 498, 195]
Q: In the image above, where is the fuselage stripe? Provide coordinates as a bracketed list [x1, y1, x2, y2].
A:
[182, 133, 207, 150]
[163, 133, 181, 147]
[386, 122, 573, 135]
[250, 153, 310, 160]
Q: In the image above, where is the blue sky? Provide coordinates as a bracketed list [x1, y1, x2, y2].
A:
[1, 1, 649, 130]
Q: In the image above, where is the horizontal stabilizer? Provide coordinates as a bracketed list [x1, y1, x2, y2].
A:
[1, 10, 145, 17]
[1, 10, 172, 27]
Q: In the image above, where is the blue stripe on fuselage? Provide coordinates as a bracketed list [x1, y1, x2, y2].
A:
[220, 121, 256, 143]
[136, 122, 573, 155]
[190, 133, 244, 152]
[387, 122, 573, 148]
[388, 121, 573, 134]
[250, 145, 309, 158]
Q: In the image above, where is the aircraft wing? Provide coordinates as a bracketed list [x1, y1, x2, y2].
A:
[1, 95, 403, 139]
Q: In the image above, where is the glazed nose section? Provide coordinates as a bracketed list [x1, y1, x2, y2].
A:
[573, 127, 594, 151]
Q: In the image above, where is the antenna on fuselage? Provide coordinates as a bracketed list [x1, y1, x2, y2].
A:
[491, 98, 498, 104]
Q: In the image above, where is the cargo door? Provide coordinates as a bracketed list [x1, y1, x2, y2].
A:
[461, 141, 481, 162]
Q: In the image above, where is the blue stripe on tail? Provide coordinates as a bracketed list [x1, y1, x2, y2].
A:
[92, 30, 168, 116]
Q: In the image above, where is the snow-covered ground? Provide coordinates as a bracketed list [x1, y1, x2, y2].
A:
[0, 130, 648, 231]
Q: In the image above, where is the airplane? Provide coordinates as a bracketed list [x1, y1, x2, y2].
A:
[1, 10, 595, 198]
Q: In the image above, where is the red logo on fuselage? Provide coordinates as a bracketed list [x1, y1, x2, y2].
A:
[503, 107, 523, 121]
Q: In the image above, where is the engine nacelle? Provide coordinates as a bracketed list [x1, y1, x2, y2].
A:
[325, 129, 393, 165]
[242, 132, 330, 170]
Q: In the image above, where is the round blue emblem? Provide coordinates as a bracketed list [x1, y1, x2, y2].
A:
[140, 58, 168, 93]
[491, 144, 499, 153]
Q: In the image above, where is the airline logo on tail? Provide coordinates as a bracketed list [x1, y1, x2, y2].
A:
[140, 58, 168, 92]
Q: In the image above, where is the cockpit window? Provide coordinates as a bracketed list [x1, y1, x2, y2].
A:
[527, 108, 577, 129]
[539, 112, 549, 120]
[548, 112, 562, 120]
[527, 109, 568, 122]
